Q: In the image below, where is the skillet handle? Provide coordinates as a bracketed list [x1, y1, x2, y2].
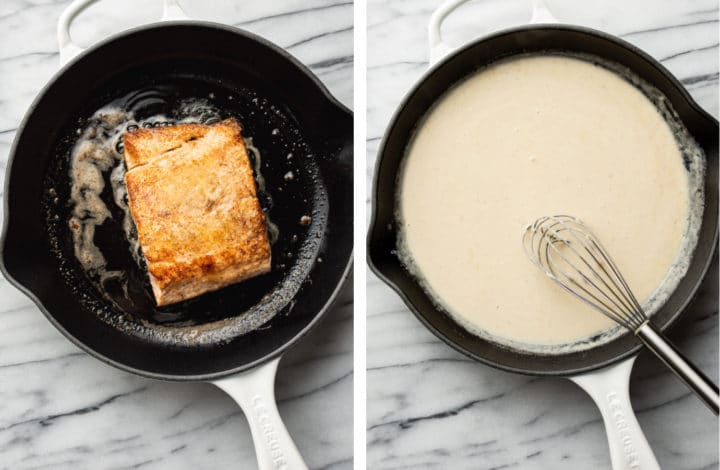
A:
[57, 0, 189, 65]
[570, 357, 661, 470]
[213, 358, 308, 470]
[428, 0, 559, 64]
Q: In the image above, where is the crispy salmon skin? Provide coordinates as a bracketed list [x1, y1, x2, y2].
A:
[123, 118, 271, 306]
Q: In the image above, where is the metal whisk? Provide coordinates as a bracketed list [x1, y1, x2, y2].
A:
[523, 215, 719, 414]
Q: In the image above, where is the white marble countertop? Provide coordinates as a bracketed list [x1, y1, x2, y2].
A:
[0, 1, 352, 469]
[367, 1, 718, 469]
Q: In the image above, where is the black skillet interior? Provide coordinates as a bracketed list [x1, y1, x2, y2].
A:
[368, 25, 718, 376]
[1, 22, 353, 380]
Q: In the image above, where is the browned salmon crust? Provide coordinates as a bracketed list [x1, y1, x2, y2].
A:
[124, 118, 271, 306]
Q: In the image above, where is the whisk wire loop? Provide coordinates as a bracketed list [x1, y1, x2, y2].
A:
[523, 215, 647, 332]
[522, 215, 719, 414]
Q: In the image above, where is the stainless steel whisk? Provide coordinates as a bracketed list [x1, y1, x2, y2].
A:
[523, 215, 719, 414]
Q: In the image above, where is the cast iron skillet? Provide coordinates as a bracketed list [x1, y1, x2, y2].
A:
[1, 1, 351, 468]
[3, 13, 352, 380]
[367, 4, 717, 469]
[368, 23, 717, 378]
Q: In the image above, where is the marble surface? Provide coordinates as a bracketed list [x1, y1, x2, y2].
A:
[0, 1, 352, 469]
[367, 1, 718, 469]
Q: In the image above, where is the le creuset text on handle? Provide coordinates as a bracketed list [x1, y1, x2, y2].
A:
[571, 357, 661, 470]
[215, 358, 308, 470]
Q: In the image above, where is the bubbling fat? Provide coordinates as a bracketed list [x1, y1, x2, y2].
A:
[397, 53, 705, 355]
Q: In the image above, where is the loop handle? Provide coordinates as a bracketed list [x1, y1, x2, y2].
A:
[57, 0, 189, 65]
[428, 0, 559, 64]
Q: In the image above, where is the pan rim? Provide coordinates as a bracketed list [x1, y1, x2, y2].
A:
[1, 20, 354, 381]
[55, 20, 353, 117]
[367, 22, 719, 377]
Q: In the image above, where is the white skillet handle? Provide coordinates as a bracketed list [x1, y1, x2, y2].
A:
[57, 0, 189, 65]
[213, 358, 308, 470]
[428, 0, 559, 64]
[570, 357, 661, 470]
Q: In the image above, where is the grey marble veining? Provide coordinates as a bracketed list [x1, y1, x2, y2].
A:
[367, 1, 718, 469]
[0, 1, 352, 469]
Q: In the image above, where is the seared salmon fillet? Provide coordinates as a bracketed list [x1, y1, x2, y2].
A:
[124, 118, 271, 306]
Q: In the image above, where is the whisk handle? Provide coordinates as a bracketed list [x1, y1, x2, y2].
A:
[636, 323, 719, 414]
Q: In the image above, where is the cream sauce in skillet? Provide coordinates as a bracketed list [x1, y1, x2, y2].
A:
[398, 54, 704, 353]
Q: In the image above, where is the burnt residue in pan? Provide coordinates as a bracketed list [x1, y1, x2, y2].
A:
[42, 75, 329, 347]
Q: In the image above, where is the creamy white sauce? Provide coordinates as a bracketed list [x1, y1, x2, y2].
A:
[398, 54, 704, 354]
